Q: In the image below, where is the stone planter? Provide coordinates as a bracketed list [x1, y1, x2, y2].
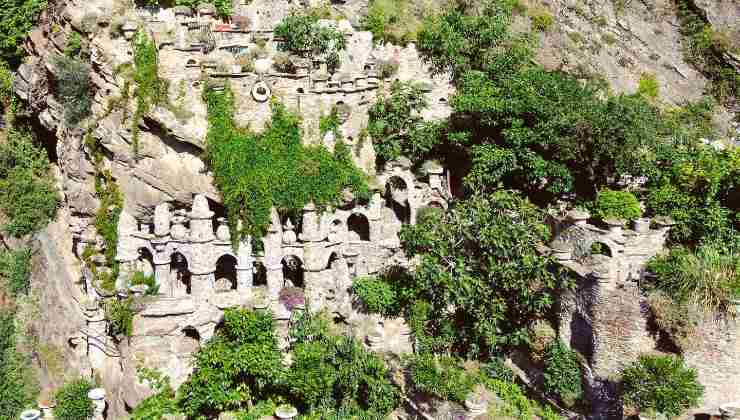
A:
[88, 388, 106, 420]
[20, 409, 41, 420]
[129, 284, 149, 297]
[633, 218, 651, 233]
[720, 402, 740, 418]
[275, 404, 298, 419]
[464, 395, 488, 417]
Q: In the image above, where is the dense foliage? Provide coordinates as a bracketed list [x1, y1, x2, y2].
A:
[274, 12, 346, 71]
[132, 30, 167, 154]
[53, 378, 94, 420]
[542, 341, 583, 406]
[0, 247, 32, 297]
[591, 188, 642, 222]
[397, 191, 564, 356]
[362, 0, 432, 45]
[622, 355, 703, 418]
[105, 297, 135, 338]
[351, 276, 398, 316]
[203, 86, 369, 242]
[0, 0, 45, 64]
[52, 55, 92, 126]
[645, 241, 740, 313]
[177, 309, 398, 419]
[0, 309, 38, 420]
[174, 0, 232, 17]
[0, 129, 59, 237]
[407, 353, 476, 403]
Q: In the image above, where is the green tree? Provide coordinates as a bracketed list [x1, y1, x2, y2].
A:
[622, 355, 703, 418]
[53, 378, 94, 420]
[0, 0, 46, 64]
[398, 191, 565, 356]
[274, 12, 346, 71]
[177, 309, 285, 418]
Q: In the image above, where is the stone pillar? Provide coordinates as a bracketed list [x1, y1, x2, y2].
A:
[190, 272, 215, 300]
[115, 211, 139, 289]
[303, 270, 325, 312]
[82, 302, 107, 371]
[189, 195, 215, 243]
[87, 388, 106, 420]
[154, 202, 171, 237]
[368, 193, 383, 243]
[153, 248, 171, 296]
[237, 236, 254, 292]
[266, 263, 283, 303]
[299, 202, 322, 242]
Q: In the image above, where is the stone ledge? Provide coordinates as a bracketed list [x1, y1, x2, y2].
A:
[141, 297, 197, 317]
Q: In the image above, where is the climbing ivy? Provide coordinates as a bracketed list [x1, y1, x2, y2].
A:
[131, 30, 167, 155]
[203, 85, 369, 243]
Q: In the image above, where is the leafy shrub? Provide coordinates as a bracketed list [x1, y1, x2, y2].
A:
[131, 271, 158, 295]
[0, 59, 12, 107]
[363, 0, 432, 45]
[0, 309, 38, 419]
[542, 341, 583, 406]
[530, 7, 554, 32]
[271, 52, 295, 74]
[638, 73, 659, 99]
[592, 188, 642, 221]
[377, 58, 400, 79]
[91, 170, 122, 291]
[203, 87, 369, 243]
[645, 241, 740, 313]
[529, 319, 556, 359]
[0, 247, 32, 297]
[130, 368, 181, 420]
[53, 378, 94, 420]
[645, 291, 702, 352]
[482, 357, 515, 383]
[274, 12, 346, 71]
[0, 129, 59, 236]
[52, 55, 92, 126]
[174, 0, 232, 17]
[64, 32, 83, 58]
[407, 353, 476, 403]
[105, 297, 135, 338]
[622, 355, 703, 418]
[351, 276, 397, 316]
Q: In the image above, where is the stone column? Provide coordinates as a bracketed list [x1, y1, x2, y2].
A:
[154, 202, 171, 237]
[236, 235, 254, 292]
[299, 202, 322, 242]
[87, 388, 106, 420]
[153, 243, 170, 295]
[266, 263, 283, 303]
[189, 272, 215, 300]
[188, 195, 215, 243]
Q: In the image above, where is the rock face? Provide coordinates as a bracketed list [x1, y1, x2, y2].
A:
[10, 0, 739, 418]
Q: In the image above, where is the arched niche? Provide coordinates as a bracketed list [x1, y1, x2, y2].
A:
[347, 213, 370, 241]
[136, 247, 155, 277]
[170, 252, 191, 296]
[215, 254, 238, 290]
[282, 255, 304, 288]
[385, 176, 411, 224]
[253, 261, 267, 286]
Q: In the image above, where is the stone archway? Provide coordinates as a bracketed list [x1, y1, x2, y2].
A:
[282, 255, 304, 288]
[589, 241, 613, 258]
[170, 252, 191, 296]
[347, 213, 370, 241]
[215, 254, 238, 291]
